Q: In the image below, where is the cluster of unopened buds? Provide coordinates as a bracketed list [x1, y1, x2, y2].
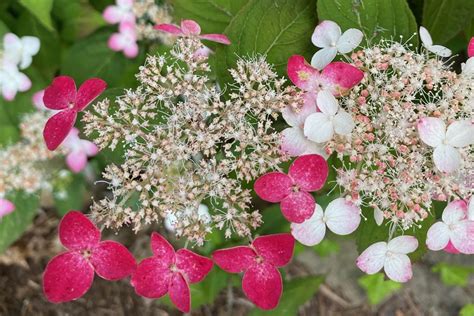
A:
[38, 16, 474, 312]
[0, 32, 40, 100]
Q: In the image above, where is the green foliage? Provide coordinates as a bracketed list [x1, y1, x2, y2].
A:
[249, 276, 324, 316]
[422, 0, 474, 44]
[460, 304, 474, 316]
[318, 0, 418, 46]
[190, 268, 230, 308]
[19, 0, 54, 31]
[213, 0, 317, 85]
[0, 191, 40, 252]
[52, 172, 87, 216]
[314, 239, 340, 257]
[61, 30, 145, 88]
[432, 263, 474, 287]
[358, 273, 402, 305]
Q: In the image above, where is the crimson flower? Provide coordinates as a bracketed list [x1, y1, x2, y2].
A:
[131, 232, 213, 313]
[43, 211, 136, 303]
[43, 76, 107, 151]
[212, 233, 295, 310]
[254, 154, 329, 223]
[154, 19, 231, 45]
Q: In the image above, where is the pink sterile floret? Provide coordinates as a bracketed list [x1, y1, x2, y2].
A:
[254, 154, 329, 223]
[62, 128, 99, 173]
[468, 37, 474, 58]
[43, 211, 136, 303]
[155, 19, 231, 45]
[212, 233, 295, 310]
[108, 21, 139, 58]
[287, 55, 364, 98]
[131, 232, 213, 313]
[42, 76, 107, 151]
[0, 199, 15, 218]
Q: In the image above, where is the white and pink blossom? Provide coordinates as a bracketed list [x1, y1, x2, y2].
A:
[62, 128, 99, 173]
[0, 62, 31, 101]
[3, 33, 40, 69]
[419, 26, 452, 57]
[0, 199, 15, 218]
[357, 236, 418, 283]
[103, 0, 134, 25]
[108, 21, 139, 58]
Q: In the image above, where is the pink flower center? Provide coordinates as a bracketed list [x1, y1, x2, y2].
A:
[255, 255, 264, 264]
[291, 185, 300, 193]
[81, 249, 92, 259]
[68, 102, 75, 110]
[169, 263, 179, 273]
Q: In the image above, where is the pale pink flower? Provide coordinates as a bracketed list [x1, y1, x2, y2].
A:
[419, 26, 452, 57]
[468, 196, 474, 221]
[311, 20, 363, 70]
[62, 128, 99, 173]
[304, 90, 355, 143]
[0, 62, 31, 101]
[417, 118, 474, 173]
[427, 200, 474, 254]
[0, 199, 15, 218]
[103, 0, 134, 25]
[154, 19, 230, 45]
[356, 236, 418, 283]
[108, 21, 139, 58]
[291, 198, 361, 246]
[3, 32, 40, 69]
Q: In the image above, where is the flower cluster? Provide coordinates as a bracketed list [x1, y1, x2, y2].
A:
[82, 31, 302, 244]
[104, 0, 173, 58]
[0, 33, 40, 100]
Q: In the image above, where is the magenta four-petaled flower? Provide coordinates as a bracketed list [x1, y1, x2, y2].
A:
[131, 232, 213, 313]
[254, 154, 329, 223]
[43, 211, 136, 303]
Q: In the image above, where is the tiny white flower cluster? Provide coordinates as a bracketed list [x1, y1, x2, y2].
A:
[0, 33, 40, 100]
[83, 36, 302, 245]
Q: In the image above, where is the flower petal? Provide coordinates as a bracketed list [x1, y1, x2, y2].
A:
[446, 120, 474, 148]
[43, 109, 77, 150]
[443, 241, 461, 254]
[131, 257, 172, 298]
[43, 252, 94, 303]
[252, 233, 295, 267]
[468, 196, 474, 221]
[59, 211, 100, 251]
[310, 47, 337, 70]
[66, 151, 87, 173]
[334, 111, 355, 135]
[433, 144, 460, 173]
[154, 23, 183, 35]
[387, 235, 418, 254]
[384, 253, 413, 283]
[212, 246, 256, 273]
[176, 249, 213, 283]
[374, 208, 384, 226]
[90, 240, 136, 280]
[0, 199, 15, 217]
[356, 242, 387, 274]
[428, 45, 452, 57]
[281, 95, 317, 127]
[168, 273, 191, 313]
[181, 20, 201, 35]
[287, 55, 320, 91]
[242, 262, 282, 310]
[280, 191, 315, 223]
[75, 78, 107, 112]
[291, 204, 326, 246]
[321, 62, 364, 96]
[20, 36, 40, 69]
[108, 33, 126, 51]
[311, 20, 341, 48]
[442, 200, 468, 224]
[199, 34, 231, 45]
[417, 117, 446, 147]
[336, 28, 363, 53]
[468, 37, 474, 57]
[304, 112, 334, 143]
[123, 41, 139, 58]
[426, 222, 450, 251]
[316, 89, 338, 115]
[150, 232, 176, 265]
[103, 6, 127, 24]
[254, 172, 293, 203]
[325, 198, 361, 235]
[43, 76, 76, 110]
[419, 26, 433, 46]
[281, 127, 326, 157]
[288, 154, 329, 191]
[450, 221, 474, 254]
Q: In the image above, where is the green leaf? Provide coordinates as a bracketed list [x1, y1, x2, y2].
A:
[171, 0, 250, 34]
[249, 276, 324, 316]
[52, 171, 87, 216]
[19, 0, 54, 31]
[0, 191, 40, 253]
[190, 268, 229, 308]
[422, 0, 474, 44]
[53, 0, 106, 42]
[213, 0, 317, 85]
[317, 0, 418, 46]
[358, 273, 402, 305]
[61, 30, 146, 88]
[460, 304, 474, 316]
[432, 263, 474, 287]
[313, 239, 340, 257]
[0, 18, 9, 37]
